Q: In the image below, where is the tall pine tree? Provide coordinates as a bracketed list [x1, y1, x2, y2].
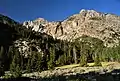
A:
[10, 48, 22, 78]
[47, 46, 55, 69]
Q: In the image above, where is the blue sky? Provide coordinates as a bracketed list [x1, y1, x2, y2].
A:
[0, 0, 120, 22]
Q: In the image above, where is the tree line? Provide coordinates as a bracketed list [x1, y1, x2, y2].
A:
[1, 22, 120, 78]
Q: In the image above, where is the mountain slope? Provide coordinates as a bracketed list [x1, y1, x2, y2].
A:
[23, 9, 120, 47]
[1, 10, 120, 78]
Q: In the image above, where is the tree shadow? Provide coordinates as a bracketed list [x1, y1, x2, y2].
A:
[38, 69, 120, 81]
[2, 69, 120, 81]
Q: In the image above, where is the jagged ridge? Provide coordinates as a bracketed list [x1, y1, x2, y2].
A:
[23, 9, 120, 47]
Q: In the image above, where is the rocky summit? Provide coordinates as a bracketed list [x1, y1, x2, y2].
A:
[23, 9, 120, 47]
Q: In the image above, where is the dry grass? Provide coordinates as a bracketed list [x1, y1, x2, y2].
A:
[87, 63, 94, 66]
[56, 64, 79, 69]
[101, 62, 117, 67]
[55, 62, 119, 69]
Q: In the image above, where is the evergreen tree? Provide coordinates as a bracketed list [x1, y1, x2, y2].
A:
[10, 49, 22, 78]
[93, 48, 102, 66]
[63, 41, 68, 64]
[56, 55, 64, 66]
[35, 52, 42, 72]
[67, 45, 72, 64]
[79, 43, 87, 67]
[14, 64, 22, 78]
[10, 55, 22, 78]
[30, 51, 37, 71]
[79, 54, 87, 67]
[47, 46, 55, 69]
[26, 58, 31, 73]
[94, 55, 102, 66]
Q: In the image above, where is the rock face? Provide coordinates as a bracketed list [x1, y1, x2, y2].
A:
[23, 9, 120, 47]
[14, 39, 43, 57]
[23, 18, 48, 33]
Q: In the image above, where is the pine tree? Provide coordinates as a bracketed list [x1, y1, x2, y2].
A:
[15, 65, 22, 78]
[79, 54, 87, 67]
[26, 58, 31, 73]
[63, 52, 67, 64]
[10, 49, 22, 78]
[10, 55, 22, 78]
[47, 46, 55, 69]
[35, 52, 42, 72]
[56, 55, 65, 66]
[79, 44, 87, 67]
[30, 51, 37, 71]
[94, 55, 102, 66]
[94, 48, 102, 66]
[67, 45, 72, 64]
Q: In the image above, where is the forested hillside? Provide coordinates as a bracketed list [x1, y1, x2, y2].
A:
[1, 12, 120, 79]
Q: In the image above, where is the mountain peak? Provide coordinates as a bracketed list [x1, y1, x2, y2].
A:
[80, 9, 99, 13]
[34, 18, 46, 22]
[23, 10, 120, 47]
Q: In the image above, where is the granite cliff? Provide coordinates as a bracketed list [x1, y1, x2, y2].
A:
[23, 9, 120, 47]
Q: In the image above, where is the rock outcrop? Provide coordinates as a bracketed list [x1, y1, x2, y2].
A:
[14, 39, 43, 57]
[23, 9, 120, 47]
